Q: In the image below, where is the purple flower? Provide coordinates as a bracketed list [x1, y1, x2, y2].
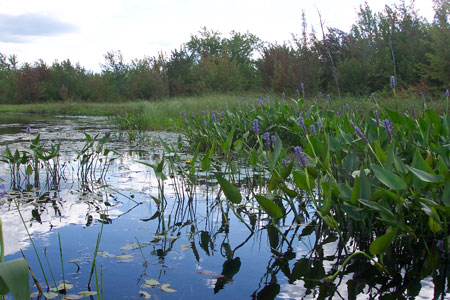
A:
[211, 111, 216, 122]
[271, 135, 276, 148]
[225, 104, 229, 111]
[201, 110, 206, 115]
[310, 125, 316, 135]
[296, 89, 300, 97]
[264, 132, 271, 150]
[178, 112, 182, 116]
[294, 109, 298, 117]
[327, 94, 331, 101]
[183, 112, 187, 119]
[249, 99, 253, 104]
[326, 101, 329, 110]
[337, 109, 342, 117]
[374, 110, 379, 127]
[355, 127, 369, 143]
[345, 103, 349, 112]
[301, 82, 305, 91]
[294, 146, 307, 167]
[316, 121, 323, 129]
[282, 159, 287, 168]
[203, 120, 207, 127]
[26, 125, 31, 133]
[382, 119, 394, 141]
[298, 117, 307, 135]
[370, 92, 375, 101]
[243, 120, 247, 127]
[320, 91, 323, 98]
[446, 89, 449, 97]
[390, 76, 396, 89]
[282, 92, 286, 100]
[252, 119, 259, 135]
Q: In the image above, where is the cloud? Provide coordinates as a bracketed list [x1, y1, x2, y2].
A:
[0, 13, 78, 43]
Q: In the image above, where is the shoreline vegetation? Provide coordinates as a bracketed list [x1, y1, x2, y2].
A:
[0, 1, 448, 105]
[0, 92, 448, 131]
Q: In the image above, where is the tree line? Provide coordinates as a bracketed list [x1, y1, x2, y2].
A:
[0, 0, 448, 104]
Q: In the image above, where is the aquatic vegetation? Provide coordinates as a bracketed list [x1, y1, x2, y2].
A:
[177, 92, 450, 290]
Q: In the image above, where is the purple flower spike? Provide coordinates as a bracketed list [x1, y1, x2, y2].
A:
[252, 119, 259, 135]
[374, 110, 379, 127]
[282, 159, 287, 168]
[26, 125, 31, 133]
[316, 121, 323, 129]
[0, 184, 5, 198]
[298, 117, 307, 135]
[345, 103, 349, 112]
[310, 125, 316, 135]
[301, 82, 305, 91]
[294, 146, 307, 167]
[382, 119, 394, 141]
[243, 120, 247, 127]
[264, 132, 271, 150]
[355, 127, 369, 143]
[390, 76, 396, 89]
[446, 89, 449, 97]
[327, 94, 331, 101]
[337, 109, 342, 117]
[211, 111, 216, 122]
[282, 92, 286, 100]
[271, 135, 276, 148]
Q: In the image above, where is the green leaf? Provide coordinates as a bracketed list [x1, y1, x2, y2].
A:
[371, 164, 407, 191]
[0, 258, 30, 300]
[369, 227, 397, 255]
[270, 135, 282, 171]
[222, 126, 234, 154]
[292, 170, 315, 191]
[255, 195, 283, 218]
[215, 174, 242, 204]
[358, 198, 394, 217]
[405, 165, 444, 183]
[443, 183, 450, 207]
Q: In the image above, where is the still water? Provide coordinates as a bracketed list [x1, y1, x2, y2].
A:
[0, 113, 447, 299]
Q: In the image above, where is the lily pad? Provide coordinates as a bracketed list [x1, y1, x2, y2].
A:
[144, 278, 160, 287]
[139, 290, 152, 298]
[43, 292, 59, 299]
[64, 294, 82, 299]
[115, 254, 134, 259]
[79, 291, 97, 296]
[160, 283, 176, 293]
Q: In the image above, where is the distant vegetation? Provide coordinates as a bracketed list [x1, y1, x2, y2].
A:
[0, 0, 448, 104]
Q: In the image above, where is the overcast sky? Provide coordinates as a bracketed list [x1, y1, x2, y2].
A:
[0, 0, 435, 72]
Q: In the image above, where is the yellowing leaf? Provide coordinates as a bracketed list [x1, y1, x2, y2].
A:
[160, 283, 176, 293]
[115, 254, 134, 259]
[144, 279, 160, 286]
[43, 292, 59, 299]
[79, 291, 97, 296]
[139, 290, 151, 299]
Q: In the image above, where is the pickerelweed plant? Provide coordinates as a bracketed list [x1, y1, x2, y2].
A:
[176, 92, 450, 280]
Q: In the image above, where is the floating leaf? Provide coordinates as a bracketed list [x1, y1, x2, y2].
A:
[160, 283, 176, 293]
[79, 291, 97, 296]
[50, 281, 73, 291]
[144, 279, 160, 287]
[215, 174, 242, 204]
[371, 164, 407, 191]
[64, 294, 82, 299]
[43, 292, 59, 299]
[196, 270, 214, 275]
[180, 243, 190, 251]
[121, 243, 139, 250]
[97, 251, 113, 258]
[139, 290, 151, 298]
[115, 254, 134, 260]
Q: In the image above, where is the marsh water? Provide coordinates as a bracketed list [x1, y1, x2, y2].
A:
[0, 113, 447, 299]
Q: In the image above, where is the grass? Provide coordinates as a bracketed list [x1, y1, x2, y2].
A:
[0, 92, 447, 131]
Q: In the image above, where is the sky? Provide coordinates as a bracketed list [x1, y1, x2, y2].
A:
[0, 0, 436, 72]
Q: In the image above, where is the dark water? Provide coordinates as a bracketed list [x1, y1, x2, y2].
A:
[0, 113, 447, 299]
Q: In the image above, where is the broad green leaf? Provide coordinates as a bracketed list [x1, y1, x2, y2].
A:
[267, 224, 279, 249]
[443, 183, 450, 207]
[292, 170, 315, 191]
[350, 176, 361, 205]
[270, 135, 282, 171]
[215, 174, 242, 204]
[222, 126, 234, 153]
[358, 199, 394, 217]
[255, 195, 283, 218]
[359, 168, 371, 200]
[371, 164, 407, 191]
[0, 258, 29, 300]
[428, 217, 442, 233]
[369, 227, 397, 255]
[406, 165, 444, 183]
[340, 204, 368, 221]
